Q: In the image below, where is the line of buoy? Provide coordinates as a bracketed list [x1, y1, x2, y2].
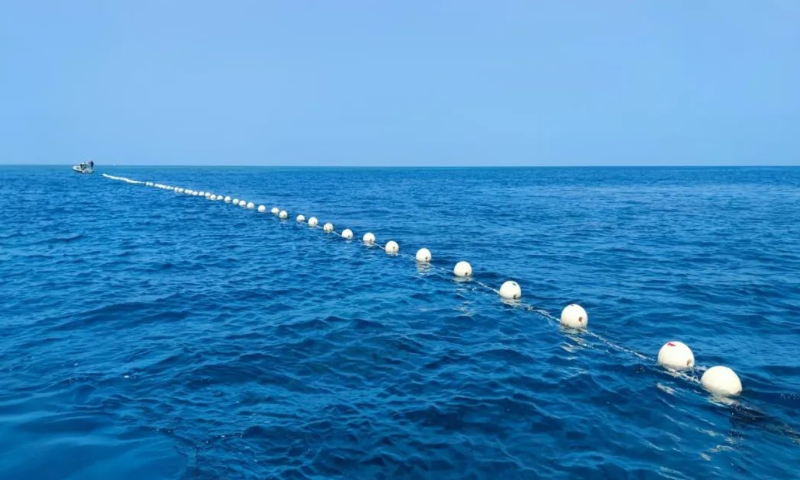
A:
[103, 173, 745, 398]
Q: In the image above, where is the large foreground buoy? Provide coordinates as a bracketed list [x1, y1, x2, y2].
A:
[323, 222, 334, 232]
[453, 261, 472, 277]
[415, 248, 431, 263]
[224, 196, 231, 203]
[308, 217, 319, 227]
[560, 304, 588, 329]
[258, 205, 266, 213]
[701, 366, 742, 396]
[658, 341, 695, 371]
[385, 240, 399, 254]
[271, 207, 279, 215]
[296, 214, 306, 223]
[499, 281, 521, 299]
[363, 232, 376, 245]
[279, 210, 288, 219]
[342, 229, 353, 239]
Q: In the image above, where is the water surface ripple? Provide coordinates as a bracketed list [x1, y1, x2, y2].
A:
[1, 166, 799, 479]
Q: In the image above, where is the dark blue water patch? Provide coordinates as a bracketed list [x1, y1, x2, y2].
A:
[1, 166, 799, 479]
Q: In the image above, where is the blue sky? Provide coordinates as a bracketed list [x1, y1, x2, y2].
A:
[1, 1, 798, 166]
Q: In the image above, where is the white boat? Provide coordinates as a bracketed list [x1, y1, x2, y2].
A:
[72, 161, 94, 174]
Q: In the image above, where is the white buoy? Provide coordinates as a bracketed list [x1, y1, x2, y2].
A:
[237, 200, 245, 207]
[199, 191, 205, 196]
[210, 195, 217, 201]
[247, 202, 255, 210]
[701, 366, 743, 396]
[258, 205, 266, 213]
[453, 261, 472, 277]
[341, 229, 353, 239]
[271, 207, 279, 215]
[224, 196, 231, 203]
[296, 214, 306, 223]
[308, 217, 319, 227]
[216, 196, 224, 201]
[560, 304, 588, 329]
[205, 192, 211, 198]
[279, 210, 288, 219]
[323, 222, 334, 233]
[232, 198, 239, 204]
[385, 240, 399, 254]
[657, 341, 695, 371]
[499, 281, 522, 299]
[415, 248, 432, 263]
[363, 232, 376, 245]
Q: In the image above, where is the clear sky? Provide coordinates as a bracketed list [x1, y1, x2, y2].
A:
[1, 1, 798, 166]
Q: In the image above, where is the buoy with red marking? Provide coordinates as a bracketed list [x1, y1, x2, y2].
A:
[658, 341, 695, 371]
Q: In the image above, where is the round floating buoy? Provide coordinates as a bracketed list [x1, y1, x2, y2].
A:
[701, 366, 742, 396]
[175, 188, 183, 194]
[416, 248, 432, 263]
[198, 191, 205, 196]
[341, 229, 353, 239]
[232, 198, 239, 204]
[258, 205, 266, 213]
[210, 195, 217, 201]
[499, 281, 522, 299]
[657, 341, 695, 371]
[239, 200, 247, 207]
[271, 207, 279, 215]
[224, 196, 231, 203]
[247, 202, 255, 210]
[560, 304, 588, 329]
[216, 196, 223, 201]
[363, 232, 376, 245]
[279, 210, 288, 219]
[385, 241, 399, 254]
[308, 217, 319, 227]
[296, 214, 306, 223]
[453, 261, 472, 277]
[205, 192, 211, 198]
[323, 222, 334, 233]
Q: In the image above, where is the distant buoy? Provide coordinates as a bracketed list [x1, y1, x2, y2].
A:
[224, 196, 231, 203]
[210, 195, 217, 201]
[238, 200, 246, 207]
[232, 198, 239, 204]
[247, 202, 255, 209]
[560, 304, 588, 329]
[701, 366, 742, 396]
[342, 229, 353, 239]
[216, 196, 223, 201]
[271, 207, 279, 215]
[279, 210, 288, 219]
[453, 261, 472, 277]
[204, 192, 211, 198]
[296, 214, 306, 223]
[415, 248, 432, 263]
[499, 281, 522, 299]
[657, 341, 695, 371]
[323, 222, 334, 233]
[385, 241, 399, 254]
[258, 205, 266, 213]
[199, 191, 205, 197]
[308, 217, 319, 227]
[363, 232, 376, 245]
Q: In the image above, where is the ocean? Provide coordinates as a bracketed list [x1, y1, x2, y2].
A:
[0, 166, 798, 479]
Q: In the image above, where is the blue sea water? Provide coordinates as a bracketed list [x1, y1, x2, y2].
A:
[1, 166, 799, 479]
